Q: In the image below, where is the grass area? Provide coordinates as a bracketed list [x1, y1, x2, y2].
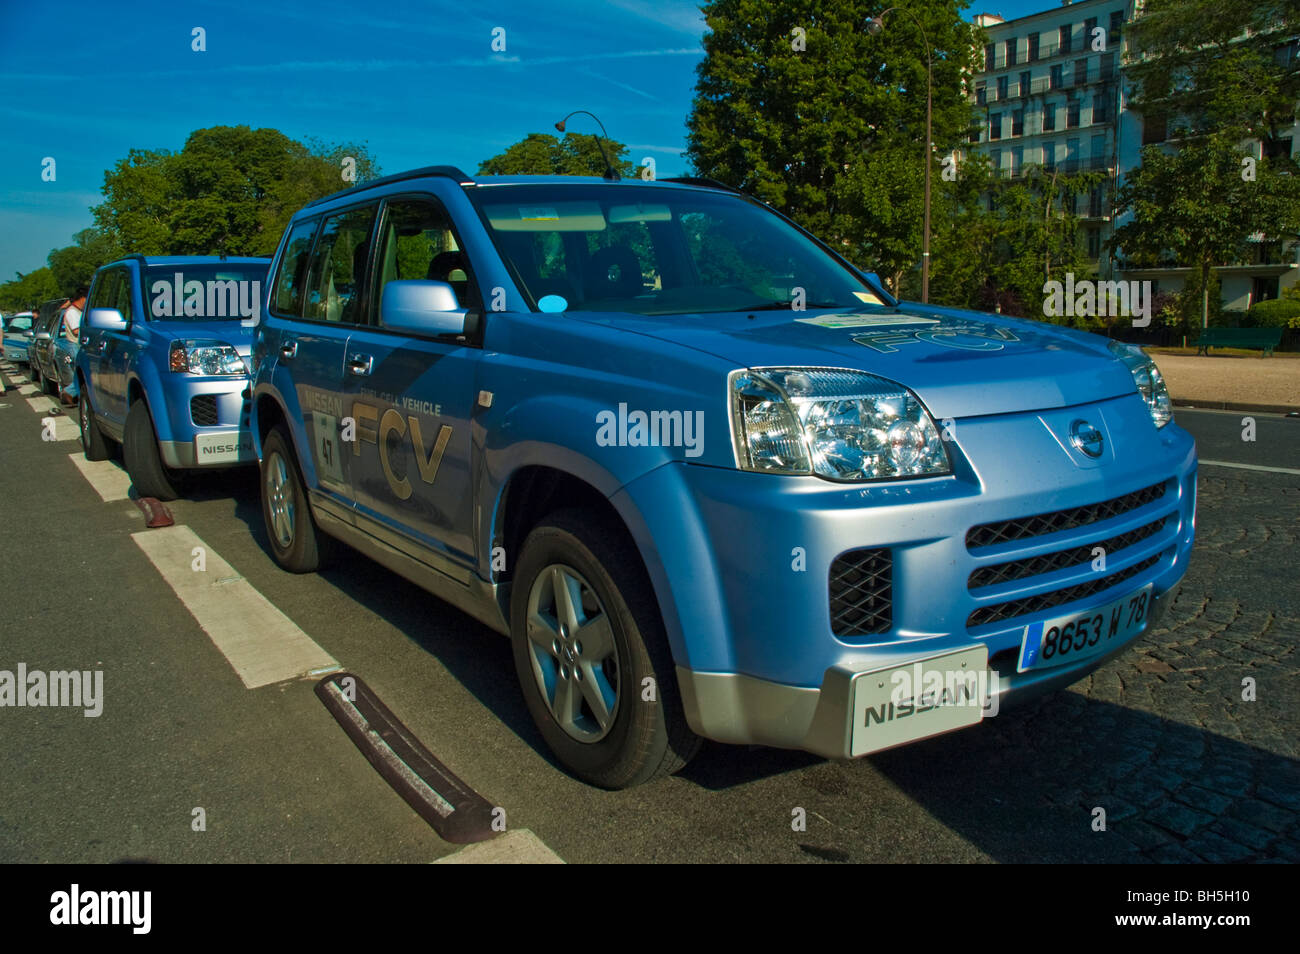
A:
[1145, 346, 1299, 359]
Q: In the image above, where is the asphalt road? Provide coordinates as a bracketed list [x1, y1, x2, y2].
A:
[1, 362, 1296, 864]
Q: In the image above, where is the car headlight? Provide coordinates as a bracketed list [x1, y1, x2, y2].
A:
[169, 339, 247, 376]
[1108, 341, 1172, 428]
[729, 367, 951, 481]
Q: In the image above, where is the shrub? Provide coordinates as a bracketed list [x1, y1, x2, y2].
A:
[1249, 298, 1300, 329]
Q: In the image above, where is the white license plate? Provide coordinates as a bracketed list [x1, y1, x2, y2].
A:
[850, 645, 990, 757]
[1018, 584, 1154, 673]
[194, 431, 254, 464]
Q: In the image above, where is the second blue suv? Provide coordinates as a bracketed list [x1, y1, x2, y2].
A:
[77, 254, 270, 499]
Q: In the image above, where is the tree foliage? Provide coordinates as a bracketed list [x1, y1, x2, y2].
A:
[477, 132, 642, 177]
[0, 267, 61, 311]
[93, 126, 380, 258]
[685, 0, 981, 284]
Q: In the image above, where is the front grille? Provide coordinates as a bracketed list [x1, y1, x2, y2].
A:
[190, 395, 219, 427]
[967, 552, 1164, 628]
[968, 516, 1169, 589]
[830, 548, 892, 637]
[965, 481, 1168, 550]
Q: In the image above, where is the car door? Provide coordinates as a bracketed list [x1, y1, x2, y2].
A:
[275, 204, 380, 521]
[342, 193, 483, 576]
[80, 269, 120, 415]
[98, 266, 139, 425]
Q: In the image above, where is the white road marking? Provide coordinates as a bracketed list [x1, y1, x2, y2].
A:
[27, 394, 58, 414]
[16, 383, 38, 396]
[132, 525, 338, 689]
[1199, 459, 1300, 476]
[69, 453, 134, 501]
[432, 829, 565, 864]
[46, 416, 79, 441]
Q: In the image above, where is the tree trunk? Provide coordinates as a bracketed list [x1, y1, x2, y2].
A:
[1201, 263, 1210, 330]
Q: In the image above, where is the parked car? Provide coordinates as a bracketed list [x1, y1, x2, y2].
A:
[251, 166, 1197, 789]
[29, 300, 67, 394]
[53, 333, 79, 404]
[2, 311, 35, 366]
[76, 254, 271, 499]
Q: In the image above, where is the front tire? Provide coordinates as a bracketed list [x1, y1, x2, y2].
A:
[260, 425, 334, 572]
[510, 509, 700, 789]
[79, 387, 110, 461]
[124, 399, 181, 500]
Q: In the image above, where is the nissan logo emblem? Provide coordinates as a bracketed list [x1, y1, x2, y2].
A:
[1070, 419, 1105, 458]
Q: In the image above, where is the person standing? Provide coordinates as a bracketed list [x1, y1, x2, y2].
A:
[63, 287, 87, 342]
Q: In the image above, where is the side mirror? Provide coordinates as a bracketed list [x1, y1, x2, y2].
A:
[35, 331, 51, 341]
[380, 280, 467, 336]
[87, 307, 128, 333]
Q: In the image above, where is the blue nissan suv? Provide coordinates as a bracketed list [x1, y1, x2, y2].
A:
[251, 166, 1197, 788]
[77, 254, 270, 499]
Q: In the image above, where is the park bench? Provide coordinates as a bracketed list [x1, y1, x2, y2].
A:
[1194, 327, 1284, 356]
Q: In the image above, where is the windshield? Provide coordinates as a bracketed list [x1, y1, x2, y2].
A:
[143, 264, 268, 321]
[468, 184, 890, 316]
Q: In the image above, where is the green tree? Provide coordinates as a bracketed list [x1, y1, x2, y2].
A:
[0, 267, 61, 311]
[477, 132, 641, 177]
[685, 0, 980, 288]
[94, 126, 380, 257]
[47, 228, 123, 293]
[1110, 137, 1300, 328]
[1115, 0, 1300, 328]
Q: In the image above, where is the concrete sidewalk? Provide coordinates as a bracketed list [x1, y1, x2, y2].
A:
[1146, 351, 1300, 412]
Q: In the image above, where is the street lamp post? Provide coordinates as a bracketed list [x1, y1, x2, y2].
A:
[867, 7, 934, 303]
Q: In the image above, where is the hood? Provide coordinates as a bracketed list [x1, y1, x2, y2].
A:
[567, 303, 1137, 419]
[152, 318, 256, 358]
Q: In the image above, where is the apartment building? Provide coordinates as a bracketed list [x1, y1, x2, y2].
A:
[967, 0, 1131, 278]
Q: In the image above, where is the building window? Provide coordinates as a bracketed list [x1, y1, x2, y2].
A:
[1101, 52, 1116, 79]
[1059, 24, 1073, 54]
[1067, 101, 1081, 128]
[1084, 17, 1098, 49]
[1109, 11, 1123, 42]
[1011, 146, 1023, 177]
[1067, 137, 1081, 171]
[1264, 137, 1293, 160]
[1074, 58, 1088, 86]
[1043, 103, 1056, 132]
[1093, 93, 1109, 124]
[1089, 186, 1104, 217]
[1253, 277, 1279, 303]
[1091, 134, 1106, 169]
[1028, 32, 1040, 61]
[969, 123, 982, 144]
[1013, 109, 1024, 136]
[976, 83, 987, 105]
[1087, 228, 1102, 258]
[1142, 112, 1167, 145]
[990, 148, 1002, 177]
[985, 43, 996, 71]
[1051, 64, 1064, 90]
[990, 113, 1003, 141]
[1019, 71, 1031, 97]
[997, 75, 1008, 100]
[1006, 37, 1018, 66]
[1043, 142, 1056, 170]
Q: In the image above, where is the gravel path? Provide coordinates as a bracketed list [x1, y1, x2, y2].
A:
[1148, 353, 1300, 410]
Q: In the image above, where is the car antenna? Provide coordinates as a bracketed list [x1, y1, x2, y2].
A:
[555, 110, 621, 181]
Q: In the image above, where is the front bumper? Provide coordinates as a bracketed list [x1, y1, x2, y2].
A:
[157, 377, 256, 469]
[615, 392, 1196, 755]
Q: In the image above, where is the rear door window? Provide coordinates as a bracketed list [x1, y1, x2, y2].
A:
[303, 205, 378, 324]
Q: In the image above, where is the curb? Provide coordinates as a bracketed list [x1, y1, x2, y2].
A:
[1173, 400, 1300, 416]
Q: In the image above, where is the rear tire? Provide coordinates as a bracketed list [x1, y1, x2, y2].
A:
[510, 509, 701, 789]
[79, 388, 110, 462]
[260, 425, 334, 572]
[124, 399, 181, 500]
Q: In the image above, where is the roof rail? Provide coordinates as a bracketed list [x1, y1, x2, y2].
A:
[661, 176, 741, 193]
[304, 165, 477, 209]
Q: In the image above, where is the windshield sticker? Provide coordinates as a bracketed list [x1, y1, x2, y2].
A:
[518, 206, 560, 221]
[796, 314, 939, 329]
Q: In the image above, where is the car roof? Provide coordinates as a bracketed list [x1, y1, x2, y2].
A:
[116, 255, 271, 267]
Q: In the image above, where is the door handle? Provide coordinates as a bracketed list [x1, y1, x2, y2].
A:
[347, 353, 373, 376]
[281, 341, 298, 359]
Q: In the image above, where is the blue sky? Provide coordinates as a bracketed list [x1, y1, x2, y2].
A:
[0, 0, 1049, 282]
